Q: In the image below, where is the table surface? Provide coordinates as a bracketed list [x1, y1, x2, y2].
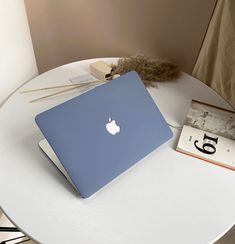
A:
[0, 58, 235, 244]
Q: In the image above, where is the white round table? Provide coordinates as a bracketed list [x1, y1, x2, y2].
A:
[0, 58, 235, 244]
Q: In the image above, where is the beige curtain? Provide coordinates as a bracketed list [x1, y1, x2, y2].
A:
[193, 0, 235, 109]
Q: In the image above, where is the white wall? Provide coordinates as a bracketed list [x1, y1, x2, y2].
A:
[0, 0, 38, 105]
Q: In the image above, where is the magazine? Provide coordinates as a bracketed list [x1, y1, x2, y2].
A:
[176, 100, 235, 171]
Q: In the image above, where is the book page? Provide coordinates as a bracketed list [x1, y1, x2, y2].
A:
[185, 100, 235, 140]
[177, 125, 235, 169]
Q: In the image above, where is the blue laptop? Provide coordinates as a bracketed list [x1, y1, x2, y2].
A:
[35, 71, 173, 198]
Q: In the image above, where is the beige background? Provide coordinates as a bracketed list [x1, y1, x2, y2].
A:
[193, 0, 235, 109]
[25, 0, 216, 74]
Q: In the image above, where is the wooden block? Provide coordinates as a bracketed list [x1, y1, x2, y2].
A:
[90, 61, 112, 80]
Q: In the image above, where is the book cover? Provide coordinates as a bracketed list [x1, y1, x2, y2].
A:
[176, 100, 235, 171]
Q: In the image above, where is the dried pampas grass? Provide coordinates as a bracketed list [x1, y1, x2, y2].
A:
[111, 55, 181, 86]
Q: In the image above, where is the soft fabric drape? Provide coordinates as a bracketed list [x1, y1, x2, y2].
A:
[193, 0, 235, 109]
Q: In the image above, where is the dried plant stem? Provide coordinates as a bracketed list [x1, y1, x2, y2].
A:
[29, 86, 80, 103]
[20, 78, 107, 94]
[29, 80, 106, 103]
[20, 83, 82, 93]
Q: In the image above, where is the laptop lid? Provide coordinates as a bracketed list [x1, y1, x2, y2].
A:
[35, 71, 173, 198]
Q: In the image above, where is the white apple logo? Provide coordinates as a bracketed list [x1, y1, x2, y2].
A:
[106, 117, 120, 135]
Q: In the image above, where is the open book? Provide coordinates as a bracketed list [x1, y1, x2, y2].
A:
[176, 100, 235, 171]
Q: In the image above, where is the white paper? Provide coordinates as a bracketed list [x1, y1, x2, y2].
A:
[177, 125, 235, 169]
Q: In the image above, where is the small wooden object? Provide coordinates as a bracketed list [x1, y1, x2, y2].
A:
[90, 61, 112, 80]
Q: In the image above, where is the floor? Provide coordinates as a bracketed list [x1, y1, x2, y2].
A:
[1, 208, 235, 243]
[215, 225, 235, 244]
[0, 209, 36, 243]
